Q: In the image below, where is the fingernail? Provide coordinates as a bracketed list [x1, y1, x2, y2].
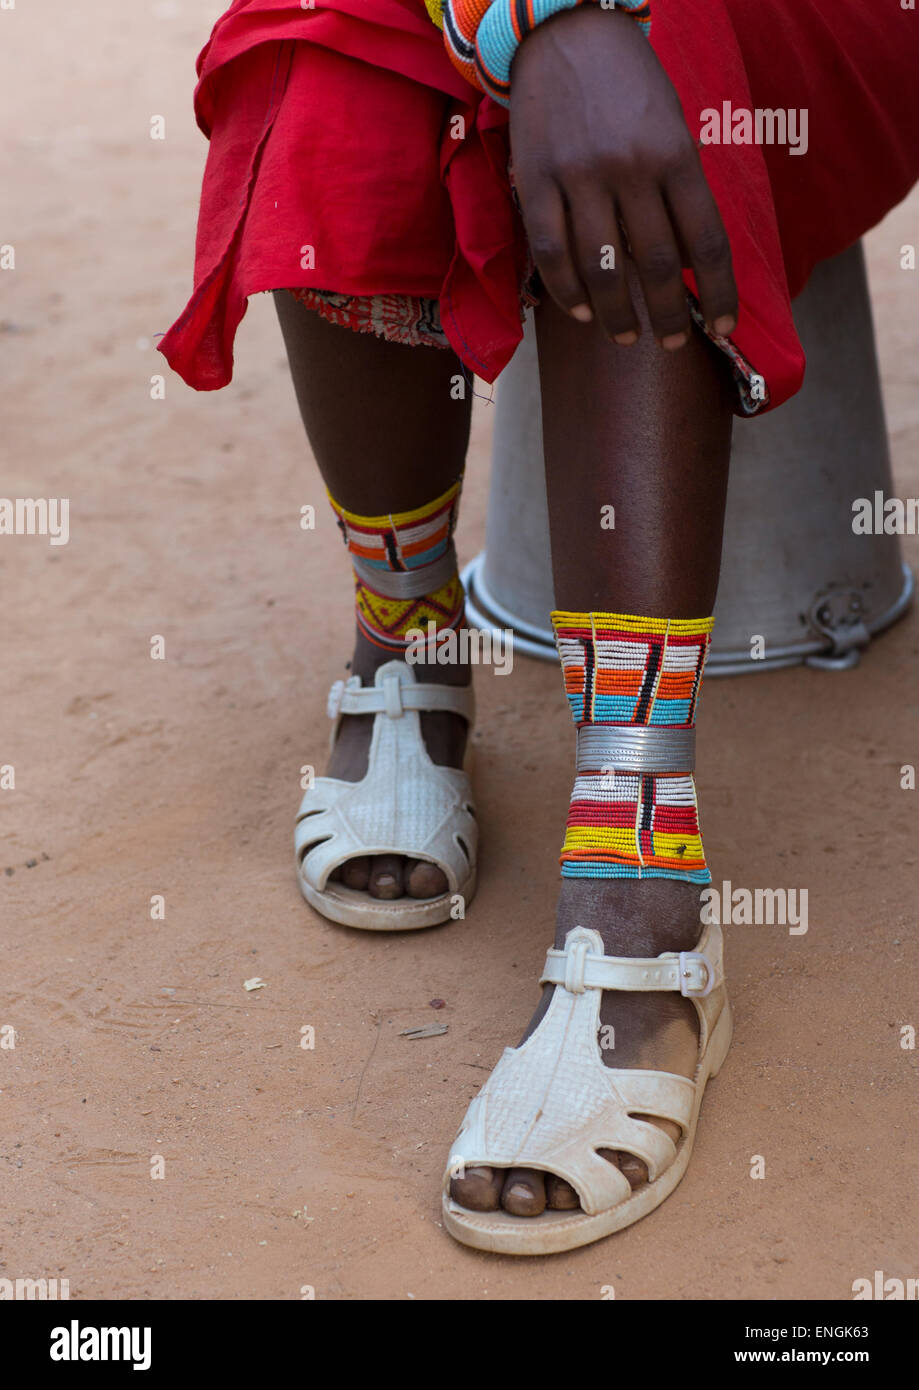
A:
[713, 315, 736, 336]
[661, 332, 688, 351]
[570, 304, 593, 322]
[614, 330, 638, 346]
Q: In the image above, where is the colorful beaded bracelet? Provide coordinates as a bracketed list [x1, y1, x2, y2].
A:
[442, 0, 493, 90]
[448, 0, 652, 107]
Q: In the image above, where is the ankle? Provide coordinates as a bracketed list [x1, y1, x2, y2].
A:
[349, 627, 472, 688]
[555, 877, 705, 956]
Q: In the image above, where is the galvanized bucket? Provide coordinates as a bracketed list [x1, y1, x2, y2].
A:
[462, 242, 913, 673]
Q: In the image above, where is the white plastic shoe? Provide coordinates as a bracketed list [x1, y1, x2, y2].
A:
[295, 661, 477, 930]
[442, 922, 732, 1253]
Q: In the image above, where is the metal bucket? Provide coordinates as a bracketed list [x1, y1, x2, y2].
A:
[463, 241, 913, 673]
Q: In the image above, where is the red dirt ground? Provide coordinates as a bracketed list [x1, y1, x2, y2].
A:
[2, 0, 918, 1299]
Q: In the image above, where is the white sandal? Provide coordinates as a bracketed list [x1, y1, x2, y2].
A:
[295, 660, 477, 930]
[442, 921, 732, 1254]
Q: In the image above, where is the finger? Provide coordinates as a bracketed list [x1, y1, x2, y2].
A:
[665, 156, 738, 336]
[619, 189, 691, 348]
[568, 187, 639, 343]
[519, 175, 592, 322]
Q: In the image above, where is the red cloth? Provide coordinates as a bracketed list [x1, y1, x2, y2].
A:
[159, 0, 919, 412]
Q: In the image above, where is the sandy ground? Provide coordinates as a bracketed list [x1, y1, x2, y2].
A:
[2, 1, 918, 1301]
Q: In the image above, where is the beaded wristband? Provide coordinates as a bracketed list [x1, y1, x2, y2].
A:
[443, 0, 494, 90]
[472, 0, 652, 106]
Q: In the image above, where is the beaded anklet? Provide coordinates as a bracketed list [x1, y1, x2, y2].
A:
[551, 611, 713, 883]
[328, 481, 465, 653]
[440, 0, 652, 104]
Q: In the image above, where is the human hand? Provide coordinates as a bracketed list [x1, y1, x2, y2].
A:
[509, 6, 737, 348]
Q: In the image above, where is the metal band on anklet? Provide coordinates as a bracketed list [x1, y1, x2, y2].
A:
[351, 544, 459, 599]
[576, 724, 696, 774]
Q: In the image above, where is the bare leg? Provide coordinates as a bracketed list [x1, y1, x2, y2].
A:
[451, 274, 733, 1214]
[275, 293, 473, 899]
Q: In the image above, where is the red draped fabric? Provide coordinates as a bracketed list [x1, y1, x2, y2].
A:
[158, 0, 919, 412]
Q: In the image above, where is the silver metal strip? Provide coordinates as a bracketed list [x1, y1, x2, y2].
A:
[576, 724, 696, 774]
[352, 543, 458, 599]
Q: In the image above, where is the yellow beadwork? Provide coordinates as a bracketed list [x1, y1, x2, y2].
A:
[355, 573, 464, 648]
[551, 611, 714, 638]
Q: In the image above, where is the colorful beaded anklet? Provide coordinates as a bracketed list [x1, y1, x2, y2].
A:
[552, 611, 713, 883]
[329, 481, 465, 654]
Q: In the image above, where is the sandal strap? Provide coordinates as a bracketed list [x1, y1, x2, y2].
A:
[540, 934, 721, 998]
[299, 657, 478, 895]
[327, 668, 475, 724]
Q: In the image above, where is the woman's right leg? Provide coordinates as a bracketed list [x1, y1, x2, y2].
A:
[274, 292, 473, 901]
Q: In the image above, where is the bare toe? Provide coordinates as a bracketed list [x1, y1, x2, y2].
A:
[369, 854, 405, 899]
[615, 1152, 648, 1189]
[450, 1165, 502, 1212]
[405, 858, 448, 899]
[545, 1173, 580, 1210]
[501, 1168, 547, 1217]
[341, 856, 371, 890]
[615, 1118, 682, 1189]
[597, 1145, 627, 1181]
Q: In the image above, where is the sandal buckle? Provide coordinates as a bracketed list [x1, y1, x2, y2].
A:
[564, 937, 591, 994]
[382, 674, 404, 718]
[678, 950, 715, 998]
[327, 679, 345, 720]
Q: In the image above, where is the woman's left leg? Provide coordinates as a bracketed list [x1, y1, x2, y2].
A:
[451, 271, 734, 1216]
